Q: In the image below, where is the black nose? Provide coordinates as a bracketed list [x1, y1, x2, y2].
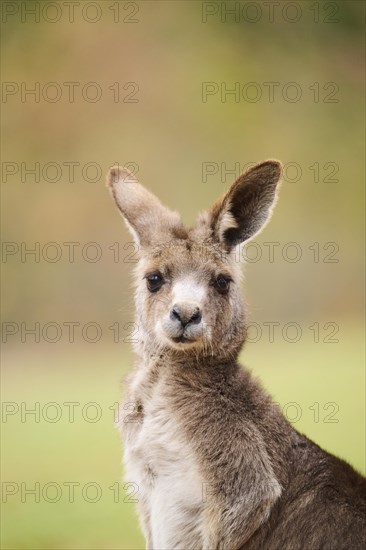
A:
[170, 305, 202, 327]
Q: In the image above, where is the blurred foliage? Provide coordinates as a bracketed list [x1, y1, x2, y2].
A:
[1, 1, 365, 548]
[2, 0, 365, 325]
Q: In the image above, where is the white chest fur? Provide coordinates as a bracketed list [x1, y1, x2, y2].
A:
[121, 386, 205, 550]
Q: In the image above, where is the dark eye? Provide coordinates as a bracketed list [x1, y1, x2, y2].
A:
[146, 272, 164, 292]
[215, 275, 231, 294]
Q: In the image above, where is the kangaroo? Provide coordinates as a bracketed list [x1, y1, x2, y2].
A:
[106, 160, 365, 550]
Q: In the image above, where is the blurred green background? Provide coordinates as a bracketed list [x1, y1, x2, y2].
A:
[1, 1, 365, 548]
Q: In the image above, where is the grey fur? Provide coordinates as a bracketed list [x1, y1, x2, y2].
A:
[106, 160, 365, 550]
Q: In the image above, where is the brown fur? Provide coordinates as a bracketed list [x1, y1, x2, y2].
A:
[106, 161, 366, 550]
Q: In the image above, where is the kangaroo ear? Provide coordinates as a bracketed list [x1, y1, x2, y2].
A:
[106, 166, 185, 247]
[208, 160, 282, 251]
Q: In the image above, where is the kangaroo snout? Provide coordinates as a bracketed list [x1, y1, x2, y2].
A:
[163, 301, 204, 345]
[170, 304, 202, 327]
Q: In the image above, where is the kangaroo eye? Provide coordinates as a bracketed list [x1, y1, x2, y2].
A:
[215, 275, 231, 294]
[146, 272, 164, 292]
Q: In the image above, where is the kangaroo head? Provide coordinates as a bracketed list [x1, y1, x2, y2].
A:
[106, 161, 282, 359]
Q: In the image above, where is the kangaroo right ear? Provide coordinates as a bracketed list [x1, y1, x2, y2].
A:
[106, 166, 185, 247]
[208, 160, 282, 251]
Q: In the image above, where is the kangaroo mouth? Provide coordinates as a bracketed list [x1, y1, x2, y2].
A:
[163, 324, 203, 347]
[170, 332, 201, 346]
[171, 335, 191, 344]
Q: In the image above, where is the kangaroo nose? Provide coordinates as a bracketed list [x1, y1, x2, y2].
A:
[170, 304, 202, 327]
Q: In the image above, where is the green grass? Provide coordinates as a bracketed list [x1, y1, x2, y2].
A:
[1, 327, 364, 549]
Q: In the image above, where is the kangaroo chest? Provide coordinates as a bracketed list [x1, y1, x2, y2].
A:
[122, 381, 204, 548]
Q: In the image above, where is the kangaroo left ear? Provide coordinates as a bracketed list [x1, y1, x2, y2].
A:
[106, 166, 186, 247]
[208, 160, 282, 251]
